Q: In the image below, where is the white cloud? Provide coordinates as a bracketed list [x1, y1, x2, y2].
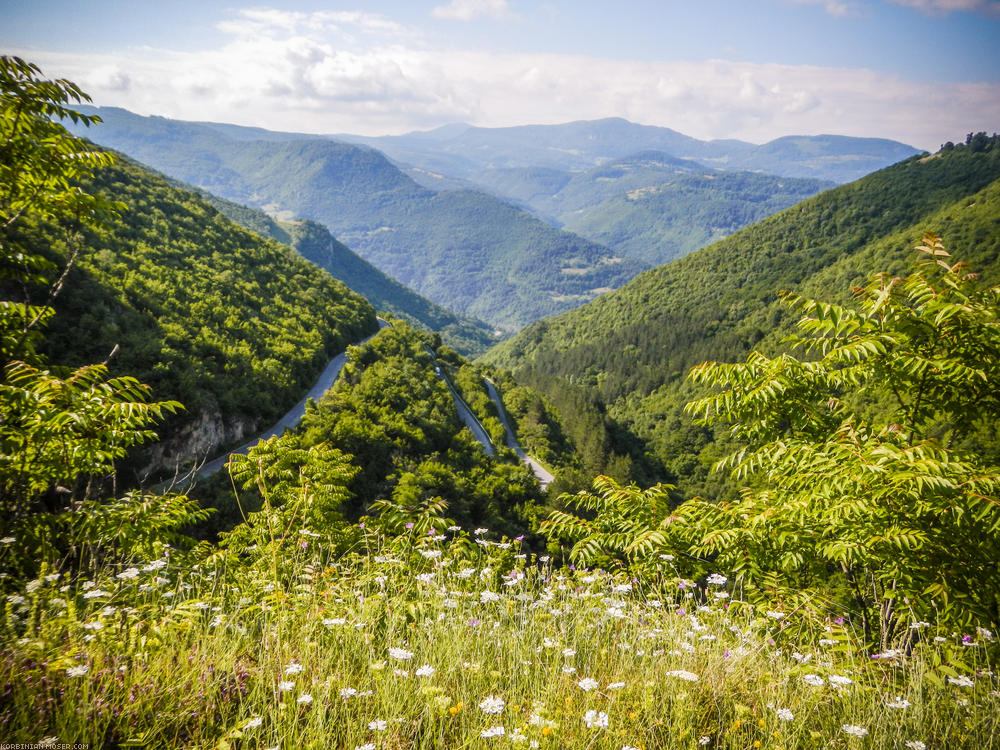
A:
[431, 0, 514, 21]
[12, 9, 998, 151]
[888, 0, 1000, 15]
[783, 0, 859, 17]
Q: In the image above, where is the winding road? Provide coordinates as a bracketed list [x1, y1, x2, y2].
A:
[484, 378, 555, 489]
[197, 320, 389, 477]
[196, 319, 551, 491]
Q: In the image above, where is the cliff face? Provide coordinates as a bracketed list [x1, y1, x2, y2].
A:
[136, 408, 257, 482]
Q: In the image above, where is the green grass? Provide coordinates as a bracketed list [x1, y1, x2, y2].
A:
[2, 532, 997, 749]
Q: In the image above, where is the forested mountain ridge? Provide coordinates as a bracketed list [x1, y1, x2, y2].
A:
[337, 117, 920, 184]
[484, 138, 1000, 496]
[23, 154, 378, 480]
[65, 106, 646, 330]
[191, 189, 498, 355]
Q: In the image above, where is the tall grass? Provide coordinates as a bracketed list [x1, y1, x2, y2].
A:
[2, 530, 996, 748]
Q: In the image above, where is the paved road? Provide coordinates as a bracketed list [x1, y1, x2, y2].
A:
[426, 347, 496, 456]
[197, 320, 389, 477]
[484, 379, 554, 489]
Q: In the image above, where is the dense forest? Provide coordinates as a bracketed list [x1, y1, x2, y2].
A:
[14, 156, 377, 480]
[193, 188, 498, 356]
[486, 136, 1000, 497]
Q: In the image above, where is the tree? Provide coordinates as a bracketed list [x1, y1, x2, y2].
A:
[681, 235, 1000, 643]
[0, 57, 189, 582]
[544, 236, 1000, 645]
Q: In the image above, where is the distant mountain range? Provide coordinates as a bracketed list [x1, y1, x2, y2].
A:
[70, 107, 646, 331]
[68, 108, 920, 331]
[336, 117, 919, 185]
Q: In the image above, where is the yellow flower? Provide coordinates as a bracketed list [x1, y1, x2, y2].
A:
[542, 727, 553, 737]
[753, 742, 761, 748]
[448, 701, 464, 716]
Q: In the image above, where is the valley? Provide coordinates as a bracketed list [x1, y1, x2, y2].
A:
[3, 55, 999, 749]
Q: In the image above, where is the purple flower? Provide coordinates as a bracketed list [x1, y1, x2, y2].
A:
[405, 522, 414, 530]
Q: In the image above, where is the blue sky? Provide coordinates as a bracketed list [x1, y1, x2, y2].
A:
[4, 0, 999, 149]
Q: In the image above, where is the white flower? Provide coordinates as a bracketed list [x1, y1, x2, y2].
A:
[765, 610, 785, 619]
[775, 708, 794, 721]
[323, 617, 347, 627]
[474, 528, 489, 536]
[561, 664, 577, 674]
[296, 693, 313, 705]
[415, 573, 435, 584]
[613, 583, 633, 594]
[577, 677, 599, 691]
[340, 687, 357, 699]
[243, 717, 263, 729]
[419, 549, 442, 559]
[802, 674, 825, 687]
[561, 648, 576, 658]
[665, 670, 699, 682]
[910, 621, 931, 629]
[368, 719, 387, 731]
[415, 664, 435, 677]
[904, 742, 926, 750]
[285, 662, 304, 675]
[698, 738, 712, 746]
[828, 674, 853, 687]
[481, 726, 505, 738]
[607, 681, 626, 689]
[706, 573, 727, 586]
[480, 591, 501, 603]
[841, 724, 868, 737]
[388, 647, 414, 660]
[116, 567, 140, 580]
[947, 675, 974, 687]
[478, 695, 505, 714]
[0, 536, 15, 544]
[277, 681, 294, 692]
[66, 664, 89, 677]
[583, 709, 609, 729]
[886, 696, 911, 709]
[83, 589, 109, 599]
[355, 744, 376, 750]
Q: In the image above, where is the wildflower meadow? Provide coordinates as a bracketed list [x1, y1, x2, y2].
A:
[2, 524, 997, 748]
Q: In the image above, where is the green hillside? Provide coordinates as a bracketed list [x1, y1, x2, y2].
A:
[560, 165, 832, 266]
[24, 156, 378, 479]
[192, 188, 498, 355]
[484, 138, 1000, 495]
[67, 107, 644, 330]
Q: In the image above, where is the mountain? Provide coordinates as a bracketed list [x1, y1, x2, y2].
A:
[26, 154, 378, 479]
[191, 189, 498, 355]
[67, 107, 645, 330]
[337, 117, 920, 184]
[483, 137, 1000, 497]
[471, 151, 835, 266]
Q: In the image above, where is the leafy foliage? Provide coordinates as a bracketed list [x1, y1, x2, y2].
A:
[545, 238, 1000, 644]
[0, 57, 203, 586]
[294, 322, 544, 537]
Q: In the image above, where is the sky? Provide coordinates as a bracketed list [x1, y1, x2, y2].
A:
[4, 0, 1000, 150]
